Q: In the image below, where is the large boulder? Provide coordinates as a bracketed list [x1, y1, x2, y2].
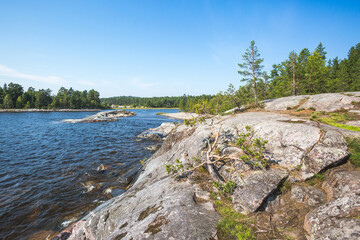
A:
[219, 112, 349, 180]
[322, 169, 360, 200]
[232, 169, 288, 213]
[304, 193, 360, 240]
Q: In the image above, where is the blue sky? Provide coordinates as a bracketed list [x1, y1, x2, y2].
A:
[0, 0, 359, 97]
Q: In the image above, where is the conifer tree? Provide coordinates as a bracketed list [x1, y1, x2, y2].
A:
[238, 40, 264, 105]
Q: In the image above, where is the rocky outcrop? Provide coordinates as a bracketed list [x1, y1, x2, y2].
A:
[54, 109, 354, 239]
[63, 110, 136, 123]
[137, 122, 179, 140]
[264, 92, 360, 112]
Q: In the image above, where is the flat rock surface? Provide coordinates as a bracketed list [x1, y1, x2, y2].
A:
[264, 92, 360, 112]
[299, 93, 360, 112]
[264, 95, 309, 111]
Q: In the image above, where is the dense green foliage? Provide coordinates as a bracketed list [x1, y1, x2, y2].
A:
[268, 42, 360, 98]
[101, 95, 214, 109]
[0, 83, 102, 109]
[215, 201, 255, 240]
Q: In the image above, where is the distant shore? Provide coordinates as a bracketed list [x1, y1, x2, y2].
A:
[0, 109, 102, 113]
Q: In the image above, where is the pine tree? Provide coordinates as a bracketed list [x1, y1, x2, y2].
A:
[316, 42, 327, 60]
[238, 40, 264, 105]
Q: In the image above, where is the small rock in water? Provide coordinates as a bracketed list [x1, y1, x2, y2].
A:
[145, 144, 161, 151]
[103, 187, 112, 195]
[81, 182, 95, 192]
[61, 218, 76, 228]
[97, 164, 111, 172]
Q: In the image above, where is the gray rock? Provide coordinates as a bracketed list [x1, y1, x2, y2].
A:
[219, 112, 349, 179]
[263, 92, 360, 112]
[264, 95, 309, 111]
[63, 110, 136, 123]
[322, 170, 360, 200]
[137, 122, 179, 140]
[291, 185, 326, 206]
[299, 93, 360, 112]
[346, 120, 360, 127]
[304, 193, 360, 240]
[232, 169, 288, 213]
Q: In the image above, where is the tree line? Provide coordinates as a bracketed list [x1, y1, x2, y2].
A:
[183, 41, 360, 114]
[0, 83, 102, 109]
[101, 95, 214, 109]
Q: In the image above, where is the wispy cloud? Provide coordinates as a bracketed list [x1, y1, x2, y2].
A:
[131, 78, 156, 89]
[0, 64, 66, 85]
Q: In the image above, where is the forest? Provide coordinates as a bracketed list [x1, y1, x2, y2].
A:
[102, 42, 360, 113]
[0, 84, 102, 109]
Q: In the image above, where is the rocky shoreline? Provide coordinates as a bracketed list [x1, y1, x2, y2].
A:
[51, 92, 360, 240]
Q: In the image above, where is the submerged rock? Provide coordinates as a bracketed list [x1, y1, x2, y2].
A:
[63, 110, 136, 123]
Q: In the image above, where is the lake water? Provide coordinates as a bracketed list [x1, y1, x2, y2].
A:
[0, 109, 180, 240]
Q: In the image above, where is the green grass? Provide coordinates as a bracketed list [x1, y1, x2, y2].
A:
[155, 112, 167, 115]
[318, 117, 360, 132]
[346, 138, 360, 167]
[214, 201, 255, 240]
[306, 173, 325, 186]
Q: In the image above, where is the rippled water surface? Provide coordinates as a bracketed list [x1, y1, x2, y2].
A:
[0, 109, 180, 240]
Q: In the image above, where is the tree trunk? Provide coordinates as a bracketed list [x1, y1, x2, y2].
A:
[308, 70, 312, 94]
[292, 60, 296, 95]
[252, 48, 258, 105]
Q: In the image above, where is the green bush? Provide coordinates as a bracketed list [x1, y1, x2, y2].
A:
[215, 201, 255, 240]
[235, 126, 269, 169]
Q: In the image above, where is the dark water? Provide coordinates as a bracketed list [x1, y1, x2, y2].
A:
[0, 109, 180, 240]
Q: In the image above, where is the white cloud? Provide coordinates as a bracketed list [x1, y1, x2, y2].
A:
[130, 78, 156, 89]
[0, 64, 67, 85]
